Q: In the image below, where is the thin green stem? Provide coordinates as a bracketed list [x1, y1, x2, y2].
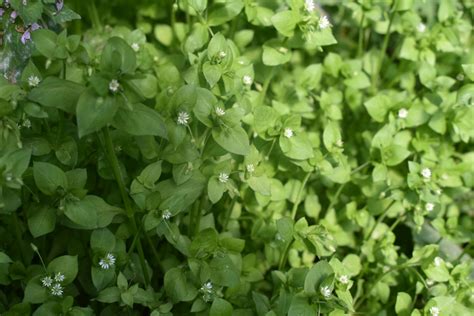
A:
[87, 0, 102, 31]
[278, 172, 312, 271]
[372, 0, 398, 91]
[258, 67, 276, 105]
[291, 172, 312, 220]
[357, 11, 366, 57]
[364, 199, 395, 241]
[102, 127, 150, 286]
[222, 199, 236, 231]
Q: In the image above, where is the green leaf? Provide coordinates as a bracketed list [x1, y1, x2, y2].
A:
[207, 0, 244, 26]
[76, 89, 119, 138]
[382, 145, 411, 166]
[47, 255, 78, 285]
[323, 121, 342, 152]
[64, 195, 120, 229]
[203, 62, 222, 87]
[0, 252, 12, 264]
[90, 228, 116, 252]
[262, 41, 291, 66]
[112, 103, 167, 138]
[31, 29, 57, 59]
[33, 162, 68, 195]
[209, 254, 240, 287]
[395, 292, 412, 316]
[279, 134, 314, 160]
[184, 23, 209, 53]
[247, 176, 271, 196]
[190, 228, 219, 258]
[97, 287, 121, 303]
[154, 24, 173, 46]
[27, 206, 56, 238]
[210, 298, 233, 316]
[189, 0, 207, 13]
[164, 267, 198, 302]
[208, 177, 226, 204]
[137, 161, 162, 188]
[364, 95, 390, 122]
[304, 261, 333, 295]
[311, 28, 337, 46]
[212, 125, 250, 155]
[28, 77, 85, 113]
[24, 277, 48, 304]
[100, 37, 136, 75]
[288, 296, 314, 316]
[271, 11, 298, 37]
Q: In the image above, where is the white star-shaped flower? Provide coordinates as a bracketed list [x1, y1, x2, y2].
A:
[28, 75, 40, 87]
[421, 168, 432, 179]
[109, 79, 120, 93]
[131, 43, 140, 52]
[201, 281, 213, 292]
[425, 202, 434, 212]
[218, 172, 229, 183]
[320, 286, 332, 298]
[41, 276, 53, 288]
[319, 15, 330, 29]
[177, 111, 190, 125]
[429, 306, 440, 316]
[398, 108, 408, 119]
[434, 256, 443, 267]
[246, 164, 255, 173]
[242, 75, 253, 85]
[98, 253, 116, 270]
[54, 272, 65, 282]
[284, 128, 294, 138]
[50, 283, 63, 296]
[162, 210, 172, 220]
[339, 275, 349, 284]
[305, 0, 315, 12]
[215, 107, 226, 116]
[417, 23, 426, 33]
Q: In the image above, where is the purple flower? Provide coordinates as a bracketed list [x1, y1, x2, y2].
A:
[21, 30, 31, 44]
[0, 9, 4, 17]
[31, 23, 40, 31]
[10, 10, 17, 21]
[56, 0, 64, 11]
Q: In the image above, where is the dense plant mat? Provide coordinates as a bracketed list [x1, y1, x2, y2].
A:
[0, 0, 473, 315]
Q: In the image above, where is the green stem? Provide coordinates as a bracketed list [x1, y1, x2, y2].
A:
[222, 199, 236, 231]
[102, 127, 150, 286]
[357, 11, 366, 57]
[87, 0, 102, 31]
[291, 172, 312, 220]
[364, 199, 395, 241]
[278, 172, 312, 270]
[372, 0, 397, 91]
[258, 68, 276, 105]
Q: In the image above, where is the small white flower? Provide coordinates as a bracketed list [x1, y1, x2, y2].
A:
[201, 281, 213, 292]
[284, 128, 294, 138]
[41, 276, 53, 288]
[319, 15, 330, 29]
[435, 189, 442, 195]
[162, 210, 172, 220]
[305, 0, 315, 12]
[22, 119, 31, 128]
[335, 139, 344, 147]
[5, 173, 13, 182]
[98, 253, 116, 270]
[215, 107, 226, 116]
[425, 202, 435, 212]
[426, 278, 434, 286]
[429, 306, 440, 316]
[278, 46, 288, 54]
[398, 108, 408, 119]
[242, 75, 253, 85]
[28, 75, 40, 87]
[434, 256, 443, 267]
[131, 42, 140, 52]
[246, 164, 255, 173]
[320, 285, 332, 298]
[218, 51, 226, 58]
[421, 168, 432, 179]
[417, 23, 426, 33]
[218, 172, 229, 183]
[339, 275, 349, 284]
[109, 79, 120, 93]
[50, 283, 63, 296]
[54, 272, 65, 282]
[177, 111, 190, 125]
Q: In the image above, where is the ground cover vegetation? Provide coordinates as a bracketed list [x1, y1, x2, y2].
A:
[0, 0, 473, 315]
